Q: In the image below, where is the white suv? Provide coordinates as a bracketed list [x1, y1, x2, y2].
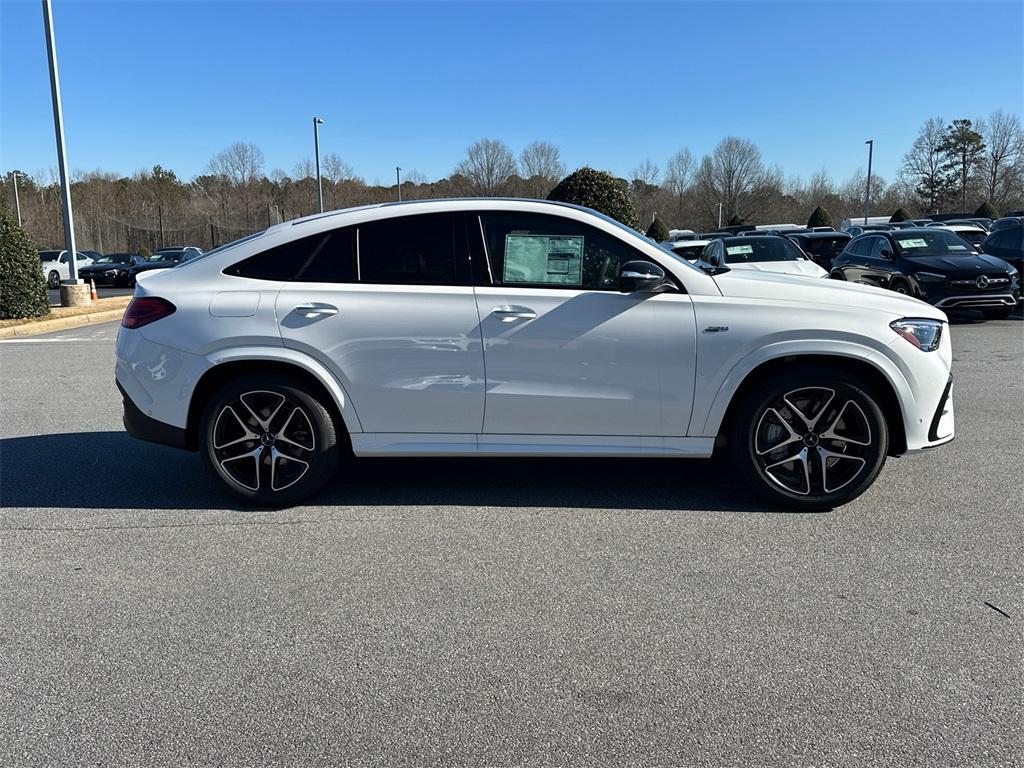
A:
[115, 199, 955, 509]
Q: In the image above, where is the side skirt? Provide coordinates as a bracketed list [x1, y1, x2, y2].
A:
[351, 433, 715, 458]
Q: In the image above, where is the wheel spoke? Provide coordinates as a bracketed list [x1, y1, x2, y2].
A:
[820, 400, 872, 447]
[763, 447, 811, 496]
[239, 391, 286, 431]
[213, 406, 259, 451]
[782, 387, 835, 431]
[755, 407, 802, 455]
[220, 445, 263, 491]
[276, 407, 316, 452]
[269, 446, 310, 491]
[816, 446, 866, 494]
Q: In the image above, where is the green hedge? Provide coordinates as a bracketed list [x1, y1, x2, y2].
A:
[646, 217, 670, 241]
[0, 204, 49, 320]
[548, 167, 641, 230]
[806, 206, 834, 229]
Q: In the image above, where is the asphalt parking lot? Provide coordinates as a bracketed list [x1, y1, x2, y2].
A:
[1, 313, 1021, 767]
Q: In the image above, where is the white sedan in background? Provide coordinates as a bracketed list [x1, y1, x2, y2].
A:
[38, 250, 94, 288]
[701, 235, 829, 278]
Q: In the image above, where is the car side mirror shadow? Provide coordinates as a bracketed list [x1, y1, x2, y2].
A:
[619, 260, 671, 293]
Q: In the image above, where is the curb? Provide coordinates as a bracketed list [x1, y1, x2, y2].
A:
[0, 300, 130, 339]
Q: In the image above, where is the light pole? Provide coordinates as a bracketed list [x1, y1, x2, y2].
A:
[42, 0, 81, 296]
[863, 139, 874, 225]
[396, 166, 402, 202]
[717, 202, 723, 229]
[313, 116, 324, 213]
[11, 171, 22, 226]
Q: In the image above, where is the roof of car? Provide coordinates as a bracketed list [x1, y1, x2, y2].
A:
[787, 231, 852, 240]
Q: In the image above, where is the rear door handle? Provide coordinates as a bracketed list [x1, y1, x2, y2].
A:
[291, 303, 339, 318]
[492, 305, 537, 322]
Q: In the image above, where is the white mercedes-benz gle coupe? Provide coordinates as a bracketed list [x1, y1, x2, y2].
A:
[115, 199, 955, 510]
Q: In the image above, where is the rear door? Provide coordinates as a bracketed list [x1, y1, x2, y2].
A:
[273, 213, 485, 434]
[471, 211, 696, 438]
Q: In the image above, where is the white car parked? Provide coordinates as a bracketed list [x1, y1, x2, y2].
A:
[39, 250, 94, 288]
[116, 199, 955, 510]
[701, 236, 829, 278]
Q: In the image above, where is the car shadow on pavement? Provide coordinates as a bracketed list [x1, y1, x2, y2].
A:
[0, 431, 783, 514]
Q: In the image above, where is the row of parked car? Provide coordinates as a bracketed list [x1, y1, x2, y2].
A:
[38, 246, 204, 289]
[662, 216, 1023, 320]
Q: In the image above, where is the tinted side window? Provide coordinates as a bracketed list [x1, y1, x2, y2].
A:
[1000, 228, 1023, 252]
[358, 213, 464, 285]
[225, 228, 356, 282]
[869, 237, 891, 259]
[479, 212, 650, 290]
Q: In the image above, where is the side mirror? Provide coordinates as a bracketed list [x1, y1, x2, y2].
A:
[880, 248, 893, 260]
[619, 260, 666, 293]
[706, 250, 724, 268]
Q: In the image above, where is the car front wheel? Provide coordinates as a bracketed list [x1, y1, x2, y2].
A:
[47, 270, 60, 289]
[730, 366, 889, 511]
[200, 375, 342, 506]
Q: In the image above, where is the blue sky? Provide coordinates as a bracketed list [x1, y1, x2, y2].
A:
[2, 0, 1022, 186]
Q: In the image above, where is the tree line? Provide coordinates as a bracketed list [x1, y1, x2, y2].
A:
[4, 110, 1022, 253]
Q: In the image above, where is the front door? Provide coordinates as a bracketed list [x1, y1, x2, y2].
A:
[472, 211, 696, 437]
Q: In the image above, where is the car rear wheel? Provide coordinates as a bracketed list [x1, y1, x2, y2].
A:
[200, 375, 342, 506]
[982, 306, 1013, 320]
[729, 366, 889, 511]
[47, 270, 60, 289]
[890, 279, 909, 295]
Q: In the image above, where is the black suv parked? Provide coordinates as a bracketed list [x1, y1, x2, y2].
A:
[979, 224, 1023, 276]
[786, 231, 852, 271]
[831, 228, 1019, 319]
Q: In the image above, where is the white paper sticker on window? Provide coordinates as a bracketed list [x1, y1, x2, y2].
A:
[949, 244, 968, 251]
[898, 238, 927, 249]
[504, 234, 584, 285]
[726, 245, 754, 255]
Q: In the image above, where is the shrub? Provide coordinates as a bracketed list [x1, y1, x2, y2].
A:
[974, 201, 999, 220]
[547, 167, 641, 230]
[727, 214, 745, 226]
[889, 207, 912, 223]
[806, 206, 834, 229]
[138, 246, 152, 258]
[646, 217, 670, 241]
[0, 203, 49, 320]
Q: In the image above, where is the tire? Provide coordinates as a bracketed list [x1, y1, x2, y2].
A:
[829, 270, 845, 280]
[47, 270, 60, 289]
[889, 279, 910, 295]
[729, 366, 889, 511]
[199, 374, 342, 507]
[982, 306, 1013, 320]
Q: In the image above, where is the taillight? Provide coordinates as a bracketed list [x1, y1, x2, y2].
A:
[122, 297, 176, 329]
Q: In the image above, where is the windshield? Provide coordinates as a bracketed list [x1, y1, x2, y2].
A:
[93, 254, 131, 264]
[669, 244, 707, 261]
[951, 229, 985, 245]
[724, 238, 805, 263]
[149, 251, 184, 262]
[39, 251, 61, 262]
[896, 230, 977, 257]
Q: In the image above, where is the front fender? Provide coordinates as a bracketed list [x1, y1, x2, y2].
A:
[693, 338, 914, 439]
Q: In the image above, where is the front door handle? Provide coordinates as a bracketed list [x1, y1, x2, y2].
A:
[492, 305, 537, 322]
[291, 303, 339, 318]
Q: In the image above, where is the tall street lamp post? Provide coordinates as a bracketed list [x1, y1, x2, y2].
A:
[396, 166, 402, 202]
[42, 0, 84, 304]
[863, 139, 874, 225]
[313, 116, 324, 213]
[11, 171, 22, 226]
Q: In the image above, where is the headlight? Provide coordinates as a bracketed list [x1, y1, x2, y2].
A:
[891, 318, 943, 352]
[105, 269, 118, 276]
[915, 271, 945, 283]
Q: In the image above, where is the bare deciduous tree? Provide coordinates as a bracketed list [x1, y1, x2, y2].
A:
[207, 142, 265, 227]
[901, 117, 954, 213]
[695, 137, 774, 222]
[978, 109, 1024, 209]
[519, 141, 565, 198]
[455, 139, 517, 194]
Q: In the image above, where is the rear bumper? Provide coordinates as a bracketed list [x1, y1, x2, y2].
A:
[118, 380, 189, 450]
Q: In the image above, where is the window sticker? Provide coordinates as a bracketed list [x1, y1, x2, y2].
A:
[726, 244, 754, 255]
[898, 238, 927, 249]
[503, 234, 584, 285]
[948, 244, 968, 251]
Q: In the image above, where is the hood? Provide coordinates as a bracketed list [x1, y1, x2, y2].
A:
[903, 253, 1013, 276]
[80, 262, 129, 273]
[727, 260, 828, 278]
[712, 269, 946, 320]
[133, 260, 176, 271]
